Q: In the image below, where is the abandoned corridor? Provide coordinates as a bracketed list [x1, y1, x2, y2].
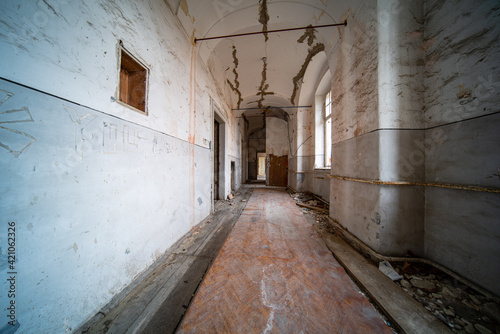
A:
[176, 188, 392, 333]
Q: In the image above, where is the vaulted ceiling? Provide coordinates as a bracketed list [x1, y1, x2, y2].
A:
[166, 0, 354, 112]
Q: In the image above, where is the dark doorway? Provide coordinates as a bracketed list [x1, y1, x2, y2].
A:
[231, 161, 235, 191]
[214, 119, 220, 200]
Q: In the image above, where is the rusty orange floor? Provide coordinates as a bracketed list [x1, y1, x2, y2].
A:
[177, 188, 392, 333]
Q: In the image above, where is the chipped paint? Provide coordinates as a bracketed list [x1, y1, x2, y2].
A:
[290, 43, 325, 105]
[259, 0, 270, 42]
[297, 25, 317, 46]
[257, 58, 274, 108]
[180, 0, 195, 23]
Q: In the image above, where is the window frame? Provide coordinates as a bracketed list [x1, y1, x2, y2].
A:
[116, 43, 149, 115]
[324, 91, 332, 167]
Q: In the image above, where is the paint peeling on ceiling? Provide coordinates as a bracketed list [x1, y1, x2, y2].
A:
[257, 57, 274, 108]
[178, 1, 345, 110]
[259, 0, 270, 42]
[297, 25, 317, 46]
[180, 0, 195, 23]
[227, 45, 243, 109]
[290, 43, 325, 105]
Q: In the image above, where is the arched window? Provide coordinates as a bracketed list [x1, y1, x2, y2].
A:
[324, 91, 332, 167]
[314, 71, 332, 169]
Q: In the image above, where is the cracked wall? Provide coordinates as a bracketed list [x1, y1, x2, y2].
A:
[422, 0, 500, 296]
[0, 1, 241, 332]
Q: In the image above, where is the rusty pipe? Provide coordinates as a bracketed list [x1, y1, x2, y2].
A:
[195, 21, 347, 43]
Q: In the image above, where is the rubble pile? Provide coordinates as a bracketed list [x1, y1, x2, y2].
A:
[393, 262, 500, 334]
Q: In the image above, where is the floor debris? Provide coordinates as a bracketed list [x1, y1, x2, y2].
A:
[379, 260, 403, 281]
[392, 262, 500, 334]
[177, 188, 392, 333]
[288, 189, 500, 334]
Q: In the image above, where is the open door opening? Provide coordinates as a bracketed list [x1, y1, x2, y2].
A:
[213, 107, 226, 201]
[257, 152, 266, 181]
[214, 119, 220, 200]
[231, 161, 236, 191]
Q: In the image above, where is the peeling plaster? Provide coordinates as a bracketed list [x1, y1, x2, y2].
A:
[257, 58, 274, 108]
[297, 25, 317, 46]
[227, 46, 243, 109]
[180, 0, 195, 23]
[290, 43, 325, 105]
[259, 0, 270, 42]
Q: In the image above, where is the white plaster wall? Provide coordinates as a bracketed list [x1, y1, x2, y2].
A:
[330, 0, 426, 256]
[330, 0, 379, 144]
[0, 79, 208, 332]
[266, 118, 289, 157]
[423, 0, 500, 128]
[377, 0, 425, 129]
[0, 0, 240, 332]
[422, 0, 500, 295]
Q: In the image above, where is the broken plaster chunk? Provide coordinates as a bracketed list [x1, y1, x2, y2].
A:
[378, 260, 403, 281]
[444, 308, 455, 317]
[227, 193, 234, 200]
[400, 279, 411, 289]
[481, 302, 500, 324]
[441, 286, 457, 298]
[410, 278, 437, 292]
[464, 324, 476, 334]
[474, 324, 493, 334]
[469, 294, 481, 305]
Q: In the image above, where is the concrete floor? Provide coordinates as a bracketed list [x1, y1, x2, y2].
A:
[177, 188, 392, 333]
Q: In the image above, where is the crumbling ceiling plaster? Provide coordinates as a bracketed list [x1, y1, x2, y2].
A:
[173, 0, 350, 114]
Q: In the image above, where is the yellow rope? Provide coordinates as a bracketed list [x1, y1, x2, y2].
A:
[290, 171, 500, 193]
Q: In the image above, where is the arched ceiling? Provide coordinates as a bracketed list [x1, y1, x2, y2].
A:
[166, 0, 353, 113]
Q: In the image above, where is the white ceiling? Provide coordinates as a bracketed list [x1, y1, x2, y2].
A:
[167, 0, 355, 112]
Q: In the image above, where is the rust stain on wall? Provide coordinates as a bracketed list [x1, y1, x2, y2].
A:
[456, 84, 472, 99]
[290, 43, 325, 105]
